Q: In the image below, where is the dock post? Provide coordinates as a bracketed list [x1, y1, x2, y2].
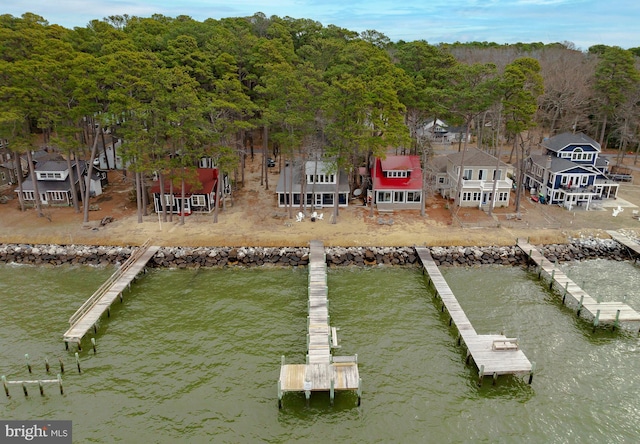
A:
[58, 374, 63, 395]
[75, 353, 81, 374]
[64, 341, 68, 351]
[478, 365, 484, 387]
[528, 362, 536, 384]
[357, 378, 362, 406]
[107, 306, 111, 318]
[613, 310, 621, 331]
[529, 249, 532, 268]
[2, 375, 9, 397]
[277, 380, 282, 409]
[593, 310, 600, 332]
[449, 316, 452, 326]
[538, 259, 544, 278]
[354, 353, 358, 364]
[25, 354, 32, 374]
[59, 357, 65, 374]
[93, 324, 97, 334]
[39, 380, 44, 396]
[457, 334, 461, 346]
[550, 269, 555, 289]
[22, 382, 28, 397]
[119, 292, 123, 302]
[562, 282, 568, 305]
[45, 358, 50, 374]
[91, 338, 97, 354]
[465, 349, 471, 365]
[577, 295, 584, 317]
[304, 379, 311, 407]
[76, 340, 82, 352]
[492, 372, 498, 386]
[330, 378, 335, 406]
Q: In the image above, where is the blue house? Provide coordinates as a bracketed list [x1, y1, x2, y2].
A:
[524, 132, 619, 210]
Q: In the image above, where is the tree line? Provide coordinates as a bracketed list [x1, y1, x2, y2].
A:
[1, 12, 638, 223]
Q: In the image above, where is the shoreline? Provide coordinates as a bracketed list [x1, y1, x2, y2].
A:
[0, 237, 633, 268]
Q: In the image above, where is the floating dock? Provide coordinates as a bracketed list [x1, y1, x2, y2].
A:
[63, 241, 160, 348]
[517, 238, 640, 331]
[415, 247, 534, 384]
[278, 240, 361, 407]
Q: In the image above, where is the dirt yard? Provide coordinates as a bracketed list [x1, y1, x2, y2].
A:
[2, 152, 640, 248]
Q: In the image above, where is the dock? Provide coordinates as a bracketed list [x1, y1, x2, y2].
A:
[415, 247, 534, 384]
[278, 240, 361, 407]
[63, 241, 160, 348]
[606, 230, 640, 259]
[517, 238, 640, 331]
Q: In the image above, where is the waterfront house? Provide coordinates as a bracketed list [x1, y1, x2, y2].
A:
[276, 160, 349, 208]
[523, 132, 619, 210]
[14, 160, 104, 206]
[436, 147, 514, 208]
[150, 168, 222, 215]
[370, 155, 423, 210]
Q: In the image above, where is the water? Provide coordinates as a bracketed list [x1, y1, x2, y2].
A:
[1, 262, 639, 443]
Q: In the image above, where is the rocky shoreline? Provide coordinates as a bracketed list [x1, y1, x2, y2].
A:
[0, 237, 635, 268]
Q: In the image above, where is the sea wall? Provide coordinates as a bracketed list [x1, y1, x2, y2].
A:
[0, 237, 633, 268]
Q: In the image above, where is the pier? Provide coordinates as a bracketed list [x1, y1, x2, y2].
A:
[606, 230, 640, 259]
[517, 238, 640, 331]
[278, 240, 361, 407]
[63, 240, 160, 348]
[415, 247, 534, 384]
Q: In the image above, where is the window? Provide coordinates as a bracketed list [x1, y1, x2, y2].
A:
[394, 191, 405, 203]
[407, 191, 421, 202]
[164, 194, 174, 206]
[478, 169, 487, 180]
[463, 169, 472, 180]
[581, 175, 588, 185]
[386, 170, 408, 178]
[438, 176, 445, 184]
[572, 148, 584, 161]
[499, 192, 509, 201]
[378, 191, 392, 202]
[191, 195, 206, 206]
[493, 169, 502, 180]
[49, 191, 67, 201]
[472, 192, 481, 201]
[462, 192, 472, 201]
[561, 176, 568, 185]
[22, 191, 34, 200]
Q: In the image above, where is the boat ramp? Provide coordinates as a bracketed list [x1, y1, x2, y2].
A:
[278, 240, 361, 407]
[517, 238, 640, 331]
[63, 241, 160, 349]
[415, 247, 534, 385]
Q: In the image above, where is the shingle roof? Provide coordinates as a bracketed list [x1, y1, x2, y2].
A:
[446, 147, 509, 168]
[542, 132, 600, 153]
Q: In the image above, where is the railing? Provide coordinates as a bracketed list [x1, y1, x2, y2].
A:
[68, 239, 151, 327]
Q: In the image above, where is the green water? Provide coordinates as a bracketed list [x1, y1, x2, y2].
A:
[0, 262, 639, 443]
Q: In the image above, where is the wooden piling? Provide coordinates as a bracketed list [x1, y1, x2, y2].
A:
[39, 381, 44, 396]
[550, 269, 555, 289]
[562, 282, 568, 305]
[528, 362, 536, 384]
[593, 310, 600, 332]
[2, 376, 9, 397]
[478, 365, 484, 386]
[577, 295, 584, 317]
[22, 382, 28, 397]
[45, 358, 50, 373]
[75, 352, 81, 373]
[357, 378, 362, 406]
[91, 338, 97, 354]
[58, 374, 64, 395]
[25, 353, 32, 374]
[330, 378, 335, 406]
[613, 310, 621, 331]
[59, 357, 65, 374]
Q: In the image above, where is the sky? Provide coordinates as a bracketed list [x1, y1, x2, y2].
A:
[4, 0, 639, 51]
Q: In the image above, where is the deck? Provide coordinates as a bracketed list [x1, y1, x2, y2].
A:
[278, 240, 361, 406]
[606, 230, 640, 258]
[517, 238, 640, 330]
[415, 247, 534, 383]
[63, 241, 160, 347]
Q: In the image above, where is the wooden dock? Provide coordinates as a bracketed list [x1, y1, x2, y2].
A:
[517, 239, 640, 331]
[278, 240, 361, 407]
[415, 247, 534, 384]
[63, 241, 160, 348]
[606, 230, 640, 258]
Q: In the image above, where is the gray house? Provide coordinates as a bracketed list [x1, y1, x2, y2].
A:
[276, 160, 350, 209]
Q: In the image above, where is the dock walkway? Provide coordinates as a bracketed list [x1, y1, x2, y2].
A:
[606, 230, 640, 258]
[517, 238, 640, 330]
[63, 241, 160, 348]
[415, 247, 533, 384]
[278, 240, 361, 407]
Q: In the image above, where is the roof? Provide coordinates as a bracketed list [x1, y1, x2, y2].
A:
[149, 168, 218, 195]
[542, 132, 600, 153]
[17, 160, 86, 192]
[447, 147, 509, 168]
[529, 154, 595, 174]
[372, 155, 423, 190]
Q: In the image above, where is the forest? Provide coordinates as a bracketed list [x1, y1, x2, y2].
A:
[1, 12, 639, 223]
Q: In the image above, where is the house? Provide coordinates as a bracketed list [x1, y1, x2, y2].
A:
[0, 146, 29, 187]
[370, 155, 423, 210]
[524, 132, 619, 210]
[415, 119, 471, 144]
[436, 147, 514, 208]
[14, 160, 102, 206]
[276, 160, 349, 208]
[150, 168, 222, 215]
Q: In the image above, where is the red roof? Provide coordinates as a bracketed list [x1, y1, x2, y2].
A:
[372, 155, 422, 190]
[149, 168, 218, 195]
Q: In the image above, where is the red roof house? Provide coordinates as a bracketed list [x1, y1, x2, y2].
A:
[150, 168, 219, 214]
[371, 155, 423, 210]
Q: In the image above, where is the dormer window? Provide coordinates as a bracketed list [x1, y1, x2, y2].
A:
[385, 170, 408, 178]
[36, 171, 63, 180]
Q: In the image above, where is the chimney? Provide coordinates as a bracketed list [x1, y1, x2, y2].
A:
[545, 156, 552, 170]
